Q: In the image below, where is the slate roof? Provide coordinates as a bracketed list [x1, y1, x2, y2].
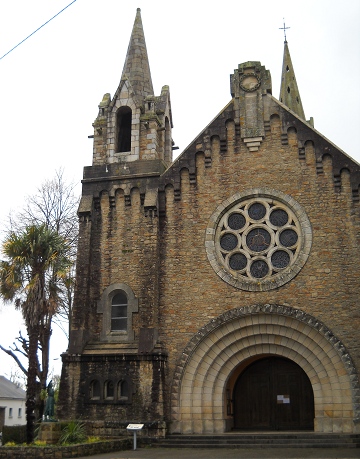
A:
[0, 375, 26, 400]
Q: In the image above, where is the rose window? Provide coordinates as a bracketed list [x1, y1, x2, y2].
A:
[206, 190, 312, 291]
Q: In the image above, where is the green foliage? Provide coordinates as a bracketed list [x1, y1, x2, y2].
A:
[2, 424, 27, 444]
[0, 223, 72, 443]
[0, 223, 71, 327]
[59, 420, 87, 445]
[87, 435, 101, 443]
[33, 439, 47, 446]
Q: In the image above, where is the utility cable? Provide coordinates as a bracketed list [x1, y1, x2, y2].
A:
[0, 0, 77, 61]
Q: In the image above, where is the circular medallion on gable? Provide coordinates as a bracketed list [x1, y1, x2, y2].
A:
[239, 73, 261, 92]
[205, 189, 312, 291]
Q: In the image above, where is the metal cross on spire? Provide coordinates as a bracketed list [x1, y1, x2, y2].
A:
[279, 19, 290, 43]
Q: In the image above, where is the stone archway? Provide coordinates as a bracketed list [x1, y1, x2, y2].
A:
[170, 304, 359, 434]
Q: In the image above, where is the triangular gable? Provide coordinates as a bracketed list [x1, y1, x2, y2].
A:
[160, 92, 360, 202]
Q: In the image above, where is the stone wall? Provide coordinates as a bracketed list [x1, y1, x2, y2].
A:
[59, 353, 166, 422]
[0, 439, 131, 459]
[157, 96, 360, 378]
[85, 420, 166, 438]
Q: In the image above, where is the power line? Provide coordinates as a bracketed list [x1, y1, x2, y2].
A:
[0, 0, 77, 61]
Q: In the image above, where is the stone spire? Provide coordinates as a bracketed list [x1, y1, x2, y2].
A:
[121, 8, 154, 98]
[279, 40, 305, 120]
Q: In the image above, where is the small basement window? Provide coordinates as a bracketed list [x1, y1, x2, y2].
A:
[104, 380, 114, 400]
[118, 380, 129, 399]
[89, 380, 101, 400]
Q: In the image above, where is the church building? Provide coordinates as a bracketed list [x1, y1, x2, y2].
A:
[58, 8, 360, 436]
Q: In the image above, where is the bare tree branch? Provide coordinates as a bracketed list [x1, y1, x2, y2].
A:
[0, 344, 28, 376]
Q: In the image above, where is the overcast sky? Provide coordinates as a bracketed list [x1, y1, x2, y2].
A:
[0, 0, 359, 380]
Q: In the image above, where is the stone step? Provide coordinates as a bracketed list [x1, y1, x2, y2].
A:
[158, 441, 359, 446]
[162, 434, 360, 441]
[158, 443, 359, 449]
[154, 434, 360, 449]
[158, 436, 360, 440]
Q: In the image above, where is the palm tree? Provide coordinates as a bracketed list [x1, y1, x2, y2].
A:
[0, 224, 70, 443]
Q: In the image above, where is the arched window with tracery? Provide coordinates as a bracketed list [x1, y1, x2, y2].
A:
[111, 291, 127, 331]
[116, 106, 132, 152]
[99, 283, 138, 342]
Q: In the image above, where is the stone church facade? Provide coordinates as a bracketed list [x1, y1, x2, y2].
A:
[58, 9, 360, 435]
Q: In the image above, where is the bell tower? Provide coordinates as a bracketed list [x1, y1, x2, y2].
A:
[91, 8, 173, 168]
[58, 9, 171, 431]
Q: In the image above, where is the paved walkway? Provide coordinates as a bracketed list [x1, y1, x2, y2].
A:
[77, 446, 360, 459]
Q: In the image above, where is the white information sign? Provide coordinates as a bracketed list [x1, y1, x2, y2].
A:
[127, 423, 144, 430]
[127, 424, 144, 451]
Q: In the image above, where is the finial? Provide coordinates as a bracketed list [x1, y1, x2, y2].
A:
[279, 19, 290, 43]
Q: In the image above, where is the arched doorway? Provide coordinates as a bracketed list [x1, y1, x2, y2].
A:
[233, 357, 314, 431]
[170, 305, 358, 434]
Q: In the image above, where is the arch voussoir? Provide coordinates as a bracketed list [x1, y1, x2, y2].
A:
[170, 304, 359, 434]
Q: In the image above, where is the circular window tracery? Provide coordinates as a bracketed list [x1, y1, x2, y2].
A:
[246, 227, 271, 253]
[220, 233, 238, 251]
[228, 213, 246, 230]
[248, 202, 266, 220]
[205, 189, 312, 291]
[271, 249, 291, 269]
[269, 208, 288, 227]
[229, 252, 248, 271]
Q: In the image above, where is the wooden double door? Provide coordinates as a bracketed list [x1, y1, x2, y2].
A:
[233, 357, 314, 430]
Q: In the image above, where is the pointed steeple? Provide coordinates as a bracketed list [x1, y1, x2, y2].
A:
[121, 8, 154, 98]
[279, 40, 306, 120]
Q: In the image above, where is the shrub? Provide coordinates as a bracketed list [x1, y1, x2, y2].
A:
[59, 420, 87, 445]
[2, 425, 27, 444]
[33, 439, 47, 446]
[87, 436, 101, 443]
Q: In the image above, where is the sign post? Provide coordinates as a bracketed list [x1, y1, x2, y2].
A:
[126, 423, 144, 450]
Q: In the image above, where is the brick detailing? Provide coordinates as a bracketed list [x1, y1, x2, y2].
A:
[298, 147, 306, 161]
[170, 304, 360, 434]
